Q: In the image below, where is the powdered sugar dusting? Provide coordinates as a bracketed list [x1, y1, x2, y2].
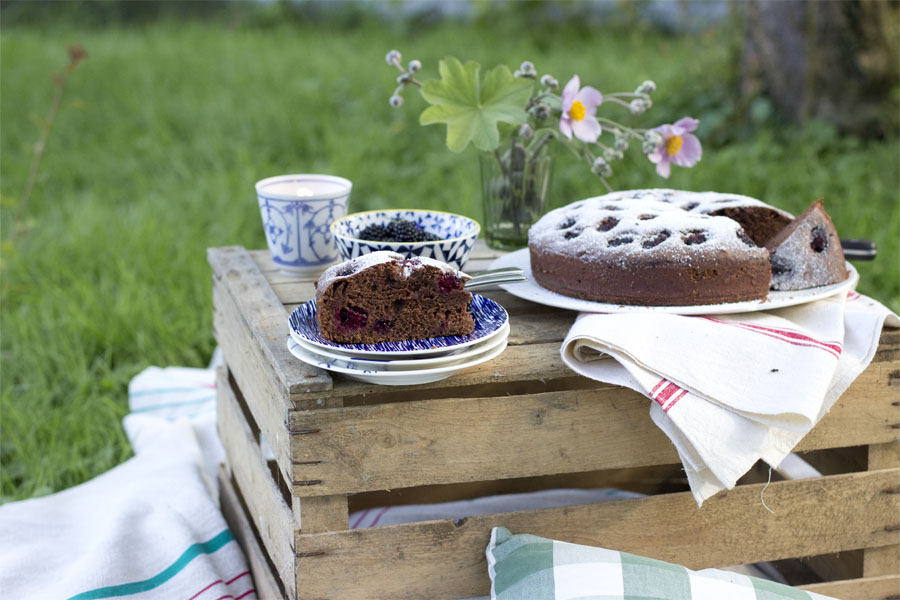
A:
[316, 250, 469, 295]
[529, 190, 770, 264]
[768, 207, 848, 290]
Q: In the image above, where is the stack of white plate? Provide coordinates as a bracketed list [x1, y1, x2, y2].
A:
[286, 294, 510, 386]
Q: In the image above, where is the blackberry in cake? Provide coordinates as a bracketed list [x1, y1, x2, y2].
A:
[314, 251, 474, 344]
[528, 189, 787, 306]
[764, 199, 848, 291]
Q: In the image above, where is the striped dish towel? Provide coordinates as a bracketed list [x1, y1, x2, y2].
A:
[561, 290, 899, 505]
[486, 527, 835, 600]
[0, 365, 254, 600]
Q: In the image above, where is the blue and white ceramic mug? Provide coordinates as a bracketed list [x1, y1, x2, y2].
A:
[256, 174, 352, 275]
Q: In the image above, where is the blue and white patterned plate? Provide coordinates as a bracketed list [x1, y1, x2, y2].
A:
[287, 336, 509, 386]
[290, 322, 509, 370]
[288, 294, 509, 358]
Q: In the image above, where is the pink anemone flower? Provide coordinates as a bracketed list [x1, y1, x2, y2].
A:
[648, 117, 702, 178]
[559, 75, 603, 143]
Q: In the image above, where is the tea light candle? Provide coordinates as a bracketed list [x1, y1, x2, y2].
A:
[259, 176, 351, 199]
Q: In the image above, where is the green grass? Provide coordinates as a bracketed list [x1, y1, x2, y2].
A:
[2, 14, 898, 502]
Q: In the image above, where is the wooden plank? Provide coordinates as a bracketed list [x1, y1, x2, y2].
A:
[798, 574, 900, 599]
[292, 469, 900, 600]
[865, 439, 900, 578]
[208, 246, 332, 395]
[277, 330, 900, 409]
[217, 367, 297, 598]
[287, 362, 900, 496]
[292, 495, 349, 534]
[213, 281, 295, 479]
[218, 465, 292, 600]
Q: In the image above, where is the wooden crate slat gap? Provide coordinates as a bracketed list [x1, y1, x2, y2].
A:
[290, 468, 900, 599]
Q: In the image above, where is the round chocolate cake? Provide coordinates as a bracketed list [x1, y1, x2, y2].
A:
[528, 189, 793, 306]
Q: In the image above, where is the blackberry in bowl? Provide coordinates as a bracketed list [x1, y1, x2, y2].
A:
[331, 209, 480, 271]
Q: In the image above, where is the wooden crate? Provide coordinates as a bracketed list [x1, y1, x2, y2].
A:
[209, 243, 900, 600]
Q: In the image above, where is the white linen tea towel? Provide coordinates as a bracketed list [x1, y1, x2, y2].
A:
[561, 290, 899, 505]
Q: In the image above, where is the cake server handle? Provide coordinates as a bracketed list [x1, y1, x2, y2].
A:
[840, 238, 877, 261]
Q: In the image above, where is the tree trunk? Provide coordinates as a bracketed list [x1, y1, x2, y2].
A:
[742, 0, 898, 138]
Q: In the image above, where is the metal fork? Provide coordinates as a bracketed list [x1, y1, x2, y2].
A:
[464, 267, 526, 290]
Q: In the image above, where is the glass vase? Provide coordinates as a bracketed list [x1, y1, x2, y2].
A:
[479, 138, 554, 250]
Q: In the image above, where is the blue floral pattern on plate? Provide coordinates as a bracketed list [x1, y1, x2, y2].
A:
[331, 209, 480, 271]
[288, 294, 508, 357]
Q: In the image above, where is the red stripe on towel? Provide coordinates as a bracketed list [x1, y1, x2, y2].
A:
[186, 571, 251, 600]
[369, 506, 392, 527]
[666, 389, 688, 411]
[847, 291, 860, 301]
[702, 317, 842, 359]
[187, 580, 222, 600]
[225, 572, 249, 586]
[651, 380, 688, 412]
[235, 590, 256, 600]
[350, 508, 371, 529]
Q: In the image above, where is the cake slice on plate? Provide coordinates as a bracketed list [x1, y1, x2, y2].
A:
[314, 251, 474, 344]
[764, 199, 849, 291]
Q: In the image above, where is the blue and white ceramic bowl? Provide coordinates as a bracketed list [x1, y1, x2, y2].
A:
[331, 209, 480, 271]
[256, 174, 352, 276]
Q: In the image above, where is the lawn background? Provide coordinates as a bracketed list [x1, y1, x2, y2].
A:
[2, 2, 898, 502]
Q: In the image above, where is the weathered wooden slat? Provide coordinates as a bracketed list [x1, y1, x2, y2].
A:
[291, 469, 900, 600]
[865, 440, 900, 577]
[213, 282, 295, 478]
[274, 328, 899, 409]
[798, 574, 900, 599]
[282, 341, 595, 409]
[286, 361, 900, 496]
[216, 368, 296, 598]
[209, 246, 332, 395]
[218, 465, 292, 600]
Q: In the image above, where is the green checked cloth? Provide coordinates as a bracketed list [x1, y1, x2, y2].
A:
[486, 527, 836, 600]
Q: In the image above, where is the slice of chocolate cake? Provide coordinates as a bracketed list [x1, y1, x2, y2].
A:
[315, 251, 474, 344]
[764, 199, 849, 291]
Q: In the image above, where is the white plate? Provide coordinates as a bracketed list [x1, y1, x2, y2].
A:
[492, 248, 859, 315]
[286, 336, 509, 385]
[288, 294, 509, 358]
[291, 322, 509, 370]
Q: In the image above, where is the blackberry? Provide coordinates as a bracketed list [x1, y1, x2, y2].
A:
[358, 219, 441, 243]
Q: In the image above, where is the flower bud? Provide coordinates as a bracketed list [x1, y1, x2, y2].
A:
[644, 130, 663, 146]
[397, 73, 412, 85]
[518, 124, 533, 139]
[614, 135, 629, 151]
[408, 59, 422, 73]
[513, 70, 523, 78]
[389, 95, 403, 108]
[540, 74, 559, 89]
[520, 61, 535, 74]
[630, 99, 650, 115]
[642, 130, 663, 153]
[592, 157, 613, 178]
[534, 105, 550, 120]
[385, 50, 402, 66]
[636, 80, 656, 95]
[603, 147, 623, 162]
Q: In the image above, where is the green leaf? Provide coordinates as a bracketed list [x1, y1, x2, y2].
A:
[419, 57, 532, 152]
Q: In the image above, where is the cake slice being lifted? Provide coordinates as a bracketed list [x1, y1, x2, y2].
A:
[765, 199, 849, 291]
[315, 251, 474, 344]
